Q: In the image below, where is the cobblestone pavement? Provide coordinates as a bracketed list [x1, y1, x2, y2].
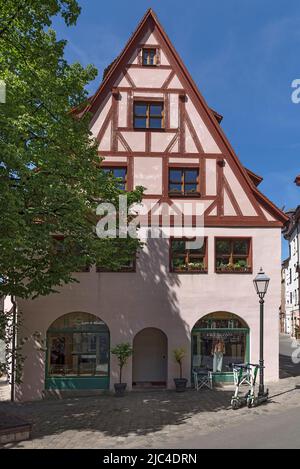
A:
[1, 375, 300, 449]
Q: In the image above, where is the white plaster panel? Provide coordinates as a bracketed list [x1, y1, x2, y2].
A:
[134, 157, 162, 194]
[224, 189, 237, 216]
[114, 73, 131, 87]
[224, 164, 257, 216]
[133, 91, 164, 98]
[102, 156, 127, 163]
[185, 123, 198, 153]
[118, 92, 128, 128]
[160, 49, 170, 66]
[128, 68, 171, 88]
[118, 139, 126, 151]
[205, 159, 217, 196]
[98, 121, 111, 151]
[185, 97, 221, 153]
[169, 94, 179, 128]
[89, 96, 112, 138]
[144, 32, 159, 45]
[121, 132, 145, 152]
[127, 48, 139, 65]
[151, 133, 176, 153]
[167, 74, 184, 89]
[260, 206, 276, 222]
[170, 139, 179, 153]
[169, 158, 199, 163]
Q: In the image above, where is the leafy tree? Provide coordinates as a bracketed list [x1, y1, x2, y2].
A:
[111, 343, 133, 384]
[0, 0, 143, 299]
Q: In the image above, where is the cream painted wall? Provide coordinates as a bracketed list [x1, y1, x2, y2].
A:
[17, 227, 281, 401]
[133, 157, 162, 194]
[206, 159, 217, 196]
[127, 68, 171, 88]
[224, 165, 257, 216]
[118, 92, 128, 127]
[185, 97, 221, 154]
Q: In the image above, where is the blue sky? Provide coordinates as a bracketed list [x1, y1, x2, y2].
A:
[53, 0, 300, 259]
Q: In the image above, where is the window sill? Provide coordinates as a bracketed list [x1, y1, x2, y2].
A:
[215, 269, 252, 274]
[96, 269, 136, 273]
[168, 192, 201, 198]
[118, 127, 178, 133]
[133, 127, 166, 132]
[171, 270, 208, 274]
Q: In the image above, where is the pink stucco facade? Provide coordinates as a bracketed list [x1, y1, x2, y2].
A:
[17, 227, 281, 401]
[15, 10, 286, 401]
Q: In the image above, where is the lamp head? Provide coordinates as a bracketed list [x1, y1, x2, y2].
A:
[253, 267, 270, 299]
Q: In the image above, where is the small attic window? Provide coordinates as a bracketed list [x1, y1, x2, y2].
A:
[142, 48, 157, 66]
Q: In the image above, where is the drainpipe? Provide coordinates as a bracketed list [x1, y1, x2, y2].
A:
[10, 295, 17, 402]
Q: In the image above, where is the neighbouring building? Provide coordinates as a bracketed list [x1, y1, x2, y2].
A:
[16, 9, 287, 401]
[282, 199, 300, 338]
[280, 259, 288, 333]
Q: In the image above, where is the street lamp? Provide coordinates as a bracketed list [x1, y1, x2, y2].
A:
[253, 268, 270, 399]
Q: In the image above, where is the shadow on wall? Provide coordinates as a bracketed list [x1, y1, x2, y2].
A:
[15, 336, 46, 402]
[109, 234, 191, 385]
[15, 234, 193, 397]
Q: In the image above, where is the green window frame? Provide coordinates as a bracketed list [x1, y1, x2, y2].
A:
[191, 313, 250, 384]
[45, 312, 110, 390]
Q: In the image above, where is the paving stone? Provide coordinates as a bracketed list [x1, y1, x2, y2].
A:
[0, 377, 299, 448]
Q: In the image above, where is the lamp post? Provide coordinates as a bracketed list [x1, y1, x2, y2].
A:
[253, 268, 270, 398]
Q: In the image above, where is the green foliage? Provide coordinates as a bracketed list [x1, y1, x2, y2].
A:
[0, 1, 143, 298]
[173, 347, 186, 379]
[111, 342, 133, 383]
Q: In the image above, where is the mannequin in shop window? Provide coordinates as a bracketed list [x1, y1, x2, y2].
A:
[212, 339, 225, 372]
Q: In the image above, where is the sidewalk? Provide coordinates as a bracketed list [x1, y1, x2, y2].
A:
[1, 375, 300, 449]
[0, 376, 10, 402]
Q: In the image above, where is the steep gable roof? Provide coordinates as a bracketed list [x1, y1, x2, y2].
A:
[84, 8, 287, 226]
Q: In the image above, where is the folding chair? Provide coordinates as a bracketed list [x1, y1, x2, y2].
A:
[193, 369, 213, 390]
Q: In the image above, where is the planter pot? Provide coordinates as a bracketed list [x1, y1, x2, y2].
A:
[114, 383, 127, 397]
[174, 378, 188, 392]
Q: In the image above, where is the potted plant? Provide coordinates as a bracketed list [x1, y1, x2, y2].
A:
[173, 348, 188, 392]
[111, 342, 133, 397]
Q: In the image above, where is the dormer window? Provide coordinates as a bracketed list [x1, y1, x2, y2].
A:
[142, 48, 157, 66]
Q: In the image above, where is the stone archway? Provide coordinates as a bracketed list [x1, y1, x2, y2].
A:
[132, 327, 168, 387]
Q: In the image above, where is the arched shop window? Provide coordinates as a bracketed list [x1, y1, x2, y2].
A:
[46, 312, 109, 380]
[192, 312, 249, 376]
